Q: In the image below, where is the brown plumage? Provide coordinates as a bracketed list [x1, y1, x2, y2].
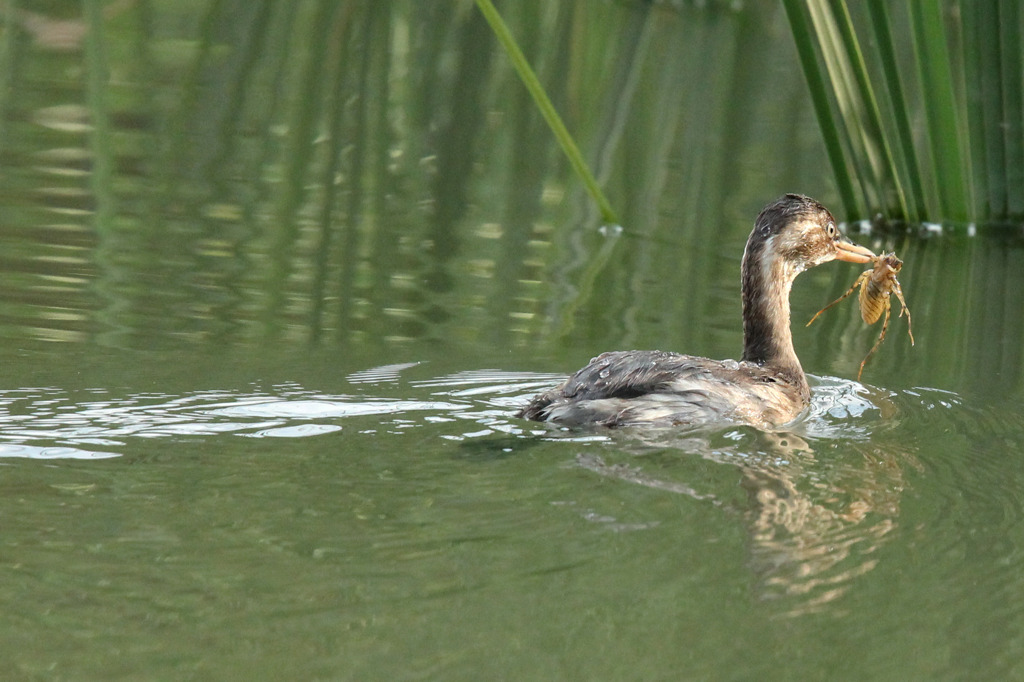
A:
[517, 194, 875, 428]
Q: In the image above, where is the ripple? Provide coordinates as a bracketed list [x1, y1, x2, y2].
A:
[346, 362, 422, 384]
[0, 443, 119, 459]
[0, 379, 492, 451]
[245, 424, 343, 438]
[206, 398, 467, 419]
[412, 369, 565, 402]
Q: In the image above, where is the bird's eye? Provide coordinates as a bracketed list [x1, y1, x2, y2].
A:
[826, 222, 837, 238]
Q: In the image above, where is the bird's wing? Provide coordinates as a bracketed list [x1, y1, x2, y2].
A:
[558, 350, 721, 402]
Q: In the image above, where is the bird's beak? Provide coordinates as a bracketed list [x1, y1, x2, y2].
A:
[834, 239, 875, 264]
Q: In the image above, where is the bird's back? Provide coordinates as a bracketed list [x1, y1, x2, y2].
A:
[517, 350, 806, 428]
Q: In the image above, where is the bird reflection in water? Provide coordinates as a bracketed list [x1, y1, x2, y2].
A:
[574, 423, 917, 616]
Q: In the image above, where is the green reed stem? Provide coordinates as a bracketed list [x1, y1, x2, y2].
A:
[865, 0, 926, 221]
[965, 2, 1005, 219]
[475, 0, 618, 225]
[826, 0, 908, 219]
[998, 0, 1024, 217]
[781, 0, 859, 218]
[959, 2, 986, 219]
[908, 2, 969, 221]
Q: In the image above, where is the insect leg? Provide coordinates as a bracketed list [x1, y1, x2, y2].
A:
[857, 299, 892, 381]
[807, 272, 869, 327]
[892, 280, 914, 346]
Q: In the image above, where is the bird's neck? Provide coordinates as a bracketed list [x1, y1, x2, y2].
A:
[740, 242, 807, 389]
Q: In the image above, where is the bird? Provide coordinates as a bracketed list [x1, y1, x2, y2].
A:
[516, 194, 875, 428]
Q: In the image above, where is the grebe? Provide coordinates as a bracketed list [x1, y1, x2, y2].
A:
[517, 194, 875, 428]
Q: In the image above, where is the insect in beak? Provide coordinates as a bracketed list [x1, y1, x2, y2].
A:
[807, 251, 914, 381]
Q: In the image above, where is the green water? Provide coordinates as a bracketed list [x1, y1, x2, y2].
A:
[0, 2, 1023, 680]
